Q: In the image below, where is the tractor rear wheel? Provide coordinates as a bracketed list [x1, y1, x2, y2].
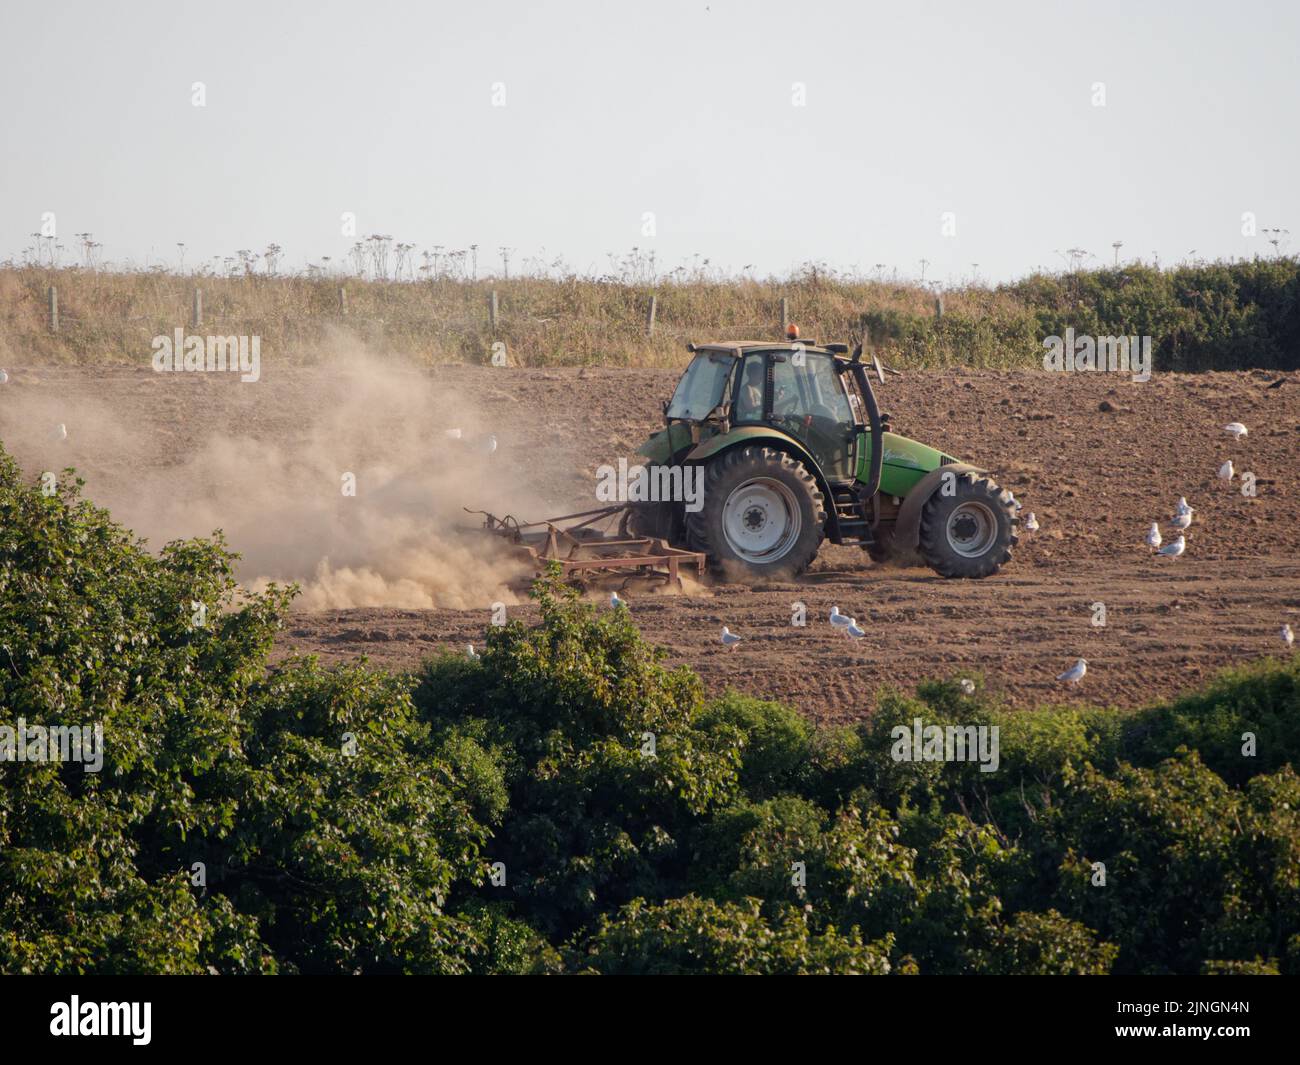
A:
[918, 472, 1017, 578]
[688, 446, 825, 578]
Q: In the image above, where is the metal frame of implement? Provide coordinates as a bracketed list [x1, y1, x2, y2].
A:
[466, 505, 706, 588]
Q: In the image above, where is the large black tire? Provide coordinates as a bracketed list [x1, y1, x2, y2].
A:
[918, 472, 1017, 578]
[687, 446, 826, 578]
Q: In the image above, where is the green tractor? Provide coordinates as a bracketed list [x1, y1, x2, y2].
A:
[628, 335, 1019, 579]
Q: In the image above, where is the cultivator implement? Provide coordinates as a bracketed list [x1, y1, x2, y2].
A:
[465, 505, 706, 589]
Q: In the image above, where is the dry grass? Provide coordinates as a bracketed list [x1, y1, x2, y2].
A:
[0, 266, 1035, 370]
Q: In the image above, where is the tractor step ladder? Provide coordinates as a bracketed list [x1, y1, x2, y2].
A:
[830, 486, 875, 545]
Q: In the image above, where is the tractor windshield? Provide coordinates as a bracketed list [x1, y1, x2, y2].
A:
[667, 352, 735, 420]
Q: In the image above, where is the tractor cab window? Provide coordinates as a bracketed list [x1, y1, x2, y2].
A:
[667, 352, 735, 421]
[771, 352, 856, 480]
[734, 354, 766, 422]
[843, 374, 866, 424]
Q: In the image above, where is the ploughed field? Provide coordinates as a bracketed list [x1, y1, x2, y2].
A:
[3, 360, 1297, 724]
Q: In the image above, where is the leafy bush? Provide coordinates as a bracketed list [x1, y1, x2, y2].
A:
[569, 896, 892, 975]
[409, 571, 742, 937]
[0, 451, 493, 974]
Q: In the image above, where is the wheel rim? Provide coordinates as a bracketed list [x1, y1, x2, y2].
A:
[945, 501, 998, 558]
[721, 478, 802, 564]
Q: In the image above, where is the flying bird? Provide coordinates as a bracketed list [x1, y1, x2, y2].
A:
[1057, 658, 1088, 685]
[1223, 422, 1248, 439]
[1219, 459, 1234, 481]
[1157, 535, 1186, 558]
[1022, 512, 1039, 532]
[1146, 522, 1162, 549]
[466, 643, 480, 660]
[1283, 624, 1294, 649]
[720, 626, 742, 650]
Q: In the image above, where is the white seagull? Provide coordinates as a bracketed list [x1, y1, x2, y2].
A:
[610, 591, 625, 610]
[1022, 512, 1039, 532]
[444, 428, 463, 440]
[1223, 422, 1248, 439]
[720, 626, 742, 650]
[1283, 624, 1294, 649]
[1218, 459, 1234, 481]
[1156, 535, 1186, 558]
[829, 605, 852, 633]
[1175, 497, 1192, 517]
[1146, 523, 1162, 549]
[0, 369, 8, 384]
[466, 643, 480, 660]
[1168, 510, 1192, 531]
[480, 433, 498, 456]
[846, 620, 866, 639]
[52, 423, 67, 442]
[1057, 658, 1088, 685]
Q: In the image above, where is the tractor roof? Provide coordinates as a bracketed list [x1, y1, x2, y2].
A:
[692, 341, 842, 356]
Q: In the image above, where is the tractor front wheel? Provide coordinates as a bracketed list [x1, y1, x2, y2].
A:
[688, 446, 825, 578]
[918, 473, 1017, 578]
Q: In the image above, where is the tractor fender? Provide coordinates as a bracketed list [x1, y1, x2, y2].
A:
[893, 463, 987, 551]
[684, 426, 834, 511]
[685, 426, 820, 471]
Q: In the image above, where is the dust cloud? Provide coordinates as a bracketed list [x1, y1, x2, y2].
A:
[0, 348, 544, 609]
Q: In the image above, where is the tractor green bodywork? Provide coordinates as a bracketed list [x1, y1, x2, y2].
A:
[636, 409, 952, 499]
[861, 431, 952, 498]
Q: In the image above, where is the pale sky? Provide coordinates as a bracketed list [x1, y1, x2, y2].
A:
[1, 0, 1295, 283]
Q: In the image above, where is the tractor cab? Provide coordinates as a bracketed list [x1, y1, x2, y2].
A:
[666, 341, 864, 483]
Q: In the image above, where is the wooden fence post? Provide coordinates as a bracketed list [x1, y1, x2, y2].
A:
[338, 286, 347, 315]
[780, 297, 789, 333]
[489, 290, 499, 331]
[48, 286, 58, 332]
[192, 287, 203, 329]
[645, 293, 657, 337]
[934, 294, 944, 320]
